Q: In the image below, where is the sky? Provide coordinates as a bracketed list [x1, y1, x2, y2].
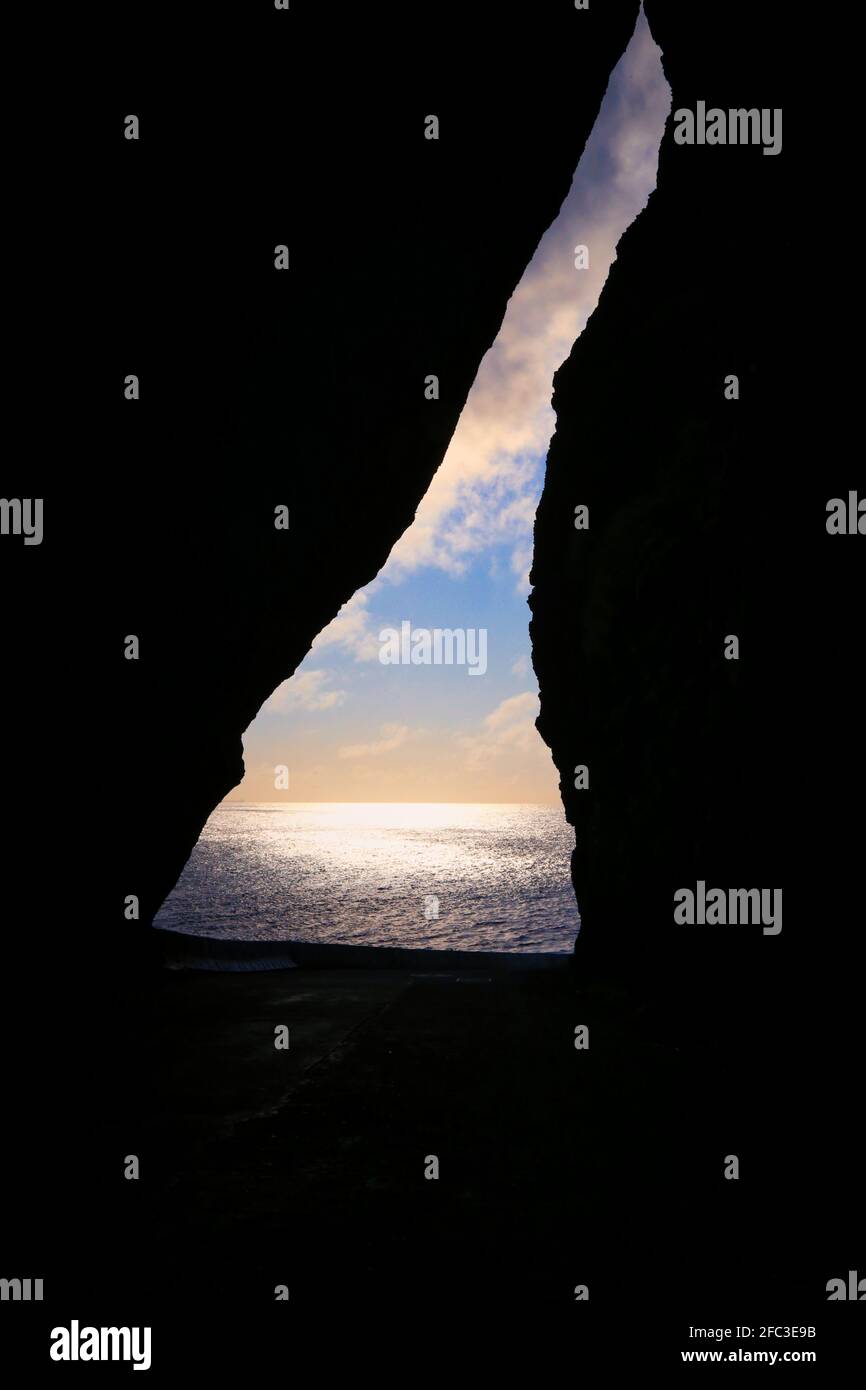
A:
[228, 10, 670, 805]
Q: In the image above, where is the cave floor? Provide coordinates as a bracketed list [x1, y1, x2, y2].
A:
[89, 961, 817, 1311]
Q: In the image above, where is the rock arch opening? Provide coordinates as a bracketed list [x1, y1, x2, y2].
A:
[152, 9, 670, 960]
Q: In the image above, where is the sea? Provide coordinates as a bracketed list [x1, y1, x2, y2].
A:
[153, 802, 580, 952]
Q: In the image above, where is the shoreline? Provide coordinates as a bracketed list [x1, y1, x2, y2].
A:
[156, 926, 572, 973]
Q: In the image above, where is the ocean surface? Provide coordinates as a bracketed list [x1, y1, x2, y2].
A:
[154, 802, 580, 952]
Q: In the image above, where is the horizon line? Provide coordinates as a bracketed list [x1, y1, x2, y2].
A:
[222, 798, 563, 807]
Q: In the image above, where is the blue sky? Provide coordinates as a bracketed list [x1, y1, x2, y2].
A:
[229, 9, 671, 805]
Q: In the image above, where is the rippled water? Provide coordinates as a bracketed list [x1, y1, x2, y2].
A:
[154, 802, 580, 952]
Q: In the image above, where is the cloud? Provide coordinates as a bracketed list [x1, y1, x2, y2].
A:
[262, 669, 347, 713]
[511, 654, 531, 677]
[459, 692, 544, 771]
[310, 589, 383, 663]
[338, 722, 410, 760]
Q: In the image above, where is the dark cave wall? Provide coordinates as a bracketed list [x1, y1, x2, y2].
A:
[531, 0, 861, 999]
[526, 0, 862, 1248]
[107, 2, 641, 935]
[531, 0, 785, 982]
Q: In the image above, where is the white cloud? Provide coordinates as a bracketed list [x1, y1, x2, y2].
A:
[262, 669, 347, 713]
[459, 692, 544, 771]
[310, 589, 384, 663]
[338, 722, 410, 760]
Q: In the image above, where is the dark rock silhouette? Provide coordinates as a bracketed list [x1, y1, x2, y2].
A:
[530, 0, 860, 1270]
[531, 0, 862, 1012]
[532, 0, 789, 987]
